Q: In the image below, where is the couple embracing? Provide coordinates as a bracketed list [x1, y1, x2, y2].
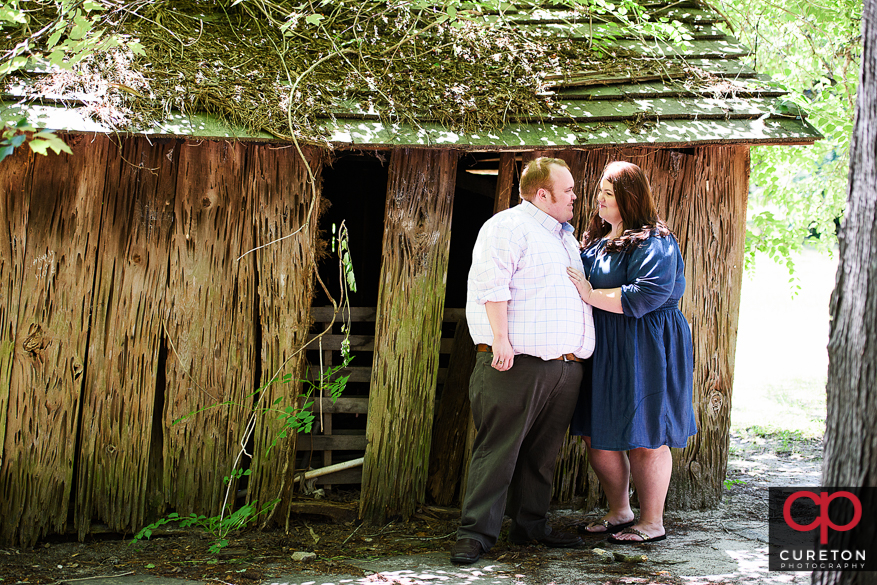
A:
[451, 157, 697, 565]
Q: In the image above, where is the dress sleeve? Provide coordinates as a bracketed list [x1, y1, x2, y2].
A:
[620, 236, 677, 318]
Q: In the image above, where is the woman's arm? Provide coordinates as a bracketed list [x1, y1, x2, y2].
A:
[566, 267, 624, 313]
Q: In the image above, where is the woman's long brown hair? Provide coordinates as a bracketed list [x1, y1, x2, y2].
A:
[582, 161, 673, 252]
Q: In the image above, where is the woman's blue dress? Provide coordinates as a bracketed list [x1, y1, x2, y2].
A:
[570, 233, 697, 450]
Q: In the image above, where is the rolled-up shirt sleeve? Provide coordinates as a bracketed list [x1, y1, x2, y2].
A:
[469, 220, 521, 304]
[620, 236, 676, 318]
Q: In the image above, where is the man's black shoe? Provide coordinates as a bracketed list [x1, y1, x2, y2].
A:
[450, 538, 484, 564]
[510, 530, 583, 548]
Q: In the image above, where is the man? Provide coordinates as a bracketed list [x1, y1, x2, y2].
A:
[451, 157, 596, 564]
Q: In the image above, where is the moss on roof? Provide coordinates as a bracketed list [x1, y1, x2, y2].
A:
[2, 0, 722, 144]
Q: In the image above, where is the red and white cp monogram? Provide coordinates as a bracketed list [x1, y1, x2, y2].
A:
[783, 490, 862, 545]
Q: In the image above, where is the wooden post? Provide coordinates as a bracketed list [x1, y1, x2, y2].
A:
[0, 136, 108, 546]
[359, 149, 458, 524]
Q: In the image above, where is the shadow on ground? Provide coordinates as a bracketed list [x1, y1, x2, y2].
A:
[0, 432, 821, 585]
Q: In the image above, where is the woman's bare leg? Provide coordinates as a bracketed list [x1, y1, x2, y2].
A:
[612, 445, 671, 541]
[582, 437, 635, 532]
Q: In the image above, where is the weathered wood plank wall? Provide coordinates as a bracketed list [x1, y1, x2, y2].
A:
[75, 138, 177, 539]
[1, 138, 748, 542]
[0, 144, 33, 473]
[360, 148, 458, 524]
[0, 136, 110, 545]
[0, 135, 320, 546]
[160, 141, 256, 519]
[247, 145, 324, 529]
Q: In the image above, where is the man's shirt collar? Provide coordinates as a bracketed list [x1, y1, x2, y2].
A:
[519, 199, 574, 235]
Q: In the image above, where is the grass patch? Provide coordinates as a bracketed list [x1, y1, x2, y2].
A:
[731, 376, 826, 440]
[734, 425, 819, 456]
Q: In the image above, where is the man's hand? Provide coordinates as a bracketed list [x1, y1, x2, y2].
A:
[491, 337, 514, 371]
[484, 301, 514, 371]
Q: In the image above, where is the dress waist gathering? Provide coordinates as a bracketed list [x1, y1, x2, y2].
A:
[652, 297, 680, 313]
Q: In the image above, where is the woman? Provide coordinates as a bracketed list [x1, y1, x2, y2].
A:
[565, 161, 697, 544]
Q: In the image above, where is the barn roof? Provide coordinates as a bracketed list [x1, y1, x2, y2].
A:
[0, 1, 822, 150]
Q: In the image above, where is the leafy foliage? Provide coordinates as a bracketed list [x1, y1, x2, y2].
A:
[133, 501, 279, 554]
[1, 117, 73, 161]
[0, 0, 143, 74]
[715, 0, 862, 271]
[0, 0, 146, 159]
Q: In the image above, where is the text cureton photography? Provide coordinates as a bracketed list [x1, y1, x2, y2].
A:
[768, 487, 875, 572]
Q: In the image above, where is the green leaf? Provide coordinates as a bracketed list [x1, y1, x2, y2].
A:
[83, 0, 106, 11]
[0, 6, 27, 25]
[47, 29, 64, 49]
[48, 49, 67, 67]
[305, 13, 324, 25]
[28, 139, 52, 156]
[0, 56, 28, 76]
[128, 41, 145, 56]
[69, 14, 93, 40]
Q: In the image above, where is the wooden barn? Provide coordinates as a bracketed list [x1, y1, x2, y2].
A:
[0, 1, 821, 546]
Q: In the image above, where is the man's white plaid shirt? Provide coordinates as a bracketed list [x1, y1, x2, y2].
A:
[466, 200, 596, 360]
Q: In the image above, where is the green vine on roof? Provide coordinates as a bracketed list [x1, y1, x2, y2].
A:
[1, 0, 695, 143]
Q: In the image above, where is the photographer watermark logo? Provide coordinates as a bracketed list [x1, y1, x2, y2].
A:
[783, 490, 862, 544]
[769, 487, 872, 572]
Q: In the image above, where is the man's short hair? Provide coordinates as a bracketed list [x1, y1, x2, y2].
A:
[519, 157, 570, 202]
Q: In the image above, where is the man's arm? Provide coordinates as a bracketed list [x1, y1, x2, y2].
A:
[485, 300, 514, 371]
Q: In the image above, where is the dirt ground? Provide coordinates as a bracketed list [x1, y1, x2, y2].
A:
[0, 429, 822, 585]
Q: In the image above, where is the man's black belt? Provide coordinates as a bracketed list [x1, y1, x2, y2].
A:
[475, 343, 584, 363]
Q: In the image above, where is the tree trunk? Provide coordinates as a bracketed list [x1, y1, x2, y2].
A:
[359, 149, 458, 524]
[814, 1, 877, 582]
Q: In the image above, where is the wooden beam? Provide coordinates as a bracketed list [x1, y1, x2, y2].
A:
[494, 152, 516, 213]
[359, 149, 458, 524]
